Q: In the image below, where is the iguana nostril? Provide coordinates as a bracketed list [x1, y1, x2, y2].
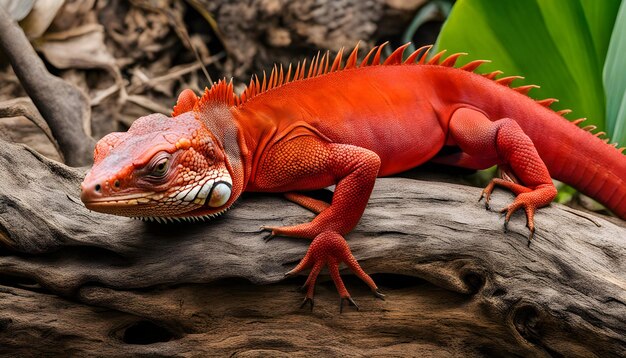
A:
[114, 180, 120, 188]
[94, 184, 101, 192]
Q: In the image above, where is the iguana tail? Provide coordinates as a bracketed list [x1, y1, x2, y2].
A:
[524, 112, 626, 219]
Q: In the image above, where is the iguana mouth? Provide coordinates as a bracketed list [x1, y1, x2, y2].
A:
[82, 192, 156, 207]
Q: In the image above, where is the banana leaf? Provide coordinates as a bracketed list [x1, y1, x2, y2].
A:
[436, 0, 623, 144]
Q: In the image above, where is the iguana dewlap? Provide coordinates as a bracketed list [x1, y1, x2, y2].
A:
[80, 43, 626, 312]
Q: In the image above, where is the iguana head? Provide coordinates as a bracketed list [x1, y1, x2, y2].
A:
[81, 89, 244, 222]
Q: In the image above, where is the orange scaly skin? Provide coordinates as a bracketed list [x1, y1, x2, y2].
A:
[81, 43, 626, 312]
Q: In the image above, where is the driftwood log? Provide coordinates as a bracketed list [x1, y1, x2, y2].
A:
[1, 4, 625, 356]
[0, 138, 625, 356]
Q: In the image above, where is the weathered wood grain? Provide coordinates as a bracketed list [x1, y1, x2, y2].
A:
[0, 138, 624, 356]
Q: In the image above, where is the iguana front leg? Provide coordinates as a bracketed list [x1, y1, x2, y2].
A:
[253, 135, 384, 311]
[256, 135, 381, 237]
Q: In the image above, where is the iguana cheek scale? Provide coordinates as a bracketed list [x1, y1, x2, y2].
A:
[80, 43, 626, 311]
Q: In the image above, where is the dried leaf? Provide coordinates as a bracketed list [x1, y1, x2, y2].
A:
[0, 0, 36, 21]
[37, 25, 117, 73]
[19, 0, 65, 39]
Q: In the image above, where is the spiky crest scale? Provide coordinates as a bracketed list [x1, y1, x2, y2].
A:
[460, 59, 490, 72]
[513, 85, 540, 95]
[536, 98, 558, 107]
[383, 43, 411, 65]
[404, 45, 430, 64]
[372, 42, 388, 65]
[330, 48, 343, 72]
[427, 50, 447, 65]
[418, 45, 433, 64]
[190, 42, 622, 153]
[345, 43, 360, 69]
[360, 46, 378, 67]
[440, 52, 467, 67]
[496, 76, 524, 86]
[483, 70, 503, 80]
[194, 79, 236, 109]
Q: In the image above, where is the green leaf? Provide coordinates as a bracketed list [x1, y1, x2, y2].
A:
[555, 182, 578, 204]
[580, 0, 621, 67]
[603, 1, 626, 147]
[436, 0, 622, 133]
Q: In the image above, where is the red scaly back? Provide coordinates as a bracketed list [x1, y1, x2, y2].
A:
[187, 42, 624, 153]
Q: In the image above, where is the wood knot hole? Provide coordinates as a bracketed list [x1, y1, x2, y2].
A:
[123, 321, 174, 345]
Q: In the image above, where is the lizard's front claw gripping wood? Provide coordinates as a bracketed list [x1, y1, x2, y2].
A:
[81, 42, 626, 312]
[284, 231, 384, 313]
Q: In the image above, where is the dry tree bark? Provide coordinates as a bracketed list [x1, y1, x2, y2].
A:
[0, 138, 624, 356]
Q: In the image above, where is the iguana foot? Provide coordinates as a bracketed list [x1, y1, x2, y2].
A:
[500, 194, 538, 245]
[479, 178, 556, 244]
[284, 231, 384, 313]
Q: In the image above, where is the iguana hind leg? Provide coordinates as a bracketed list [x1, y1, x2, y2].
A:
[449, 107, 557, 242]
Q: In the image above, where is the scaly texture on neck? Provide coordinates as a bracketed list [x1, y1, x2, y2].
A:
[193, 101, 250, 205]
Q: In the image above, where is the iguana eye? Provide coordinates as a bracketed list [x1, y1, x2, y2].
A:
[153, 159, 168, 177]
[147, 152, 171, 179]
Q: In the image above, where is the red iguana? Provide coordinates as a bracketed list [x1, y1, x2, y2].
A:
[80, 43, 626, 312]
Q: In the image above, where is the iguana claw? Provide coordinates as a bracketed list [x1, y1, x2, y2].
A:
[478, 190, 491, 210]
[340, 297, 359, 313]
[373, 289, 386, 300]
[479, 181, 498, 210]
[260, 226, 276, 242]
[500, 200, 538, 245]
[300, 297, 314, 311]
[502, 211, 509, 232]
